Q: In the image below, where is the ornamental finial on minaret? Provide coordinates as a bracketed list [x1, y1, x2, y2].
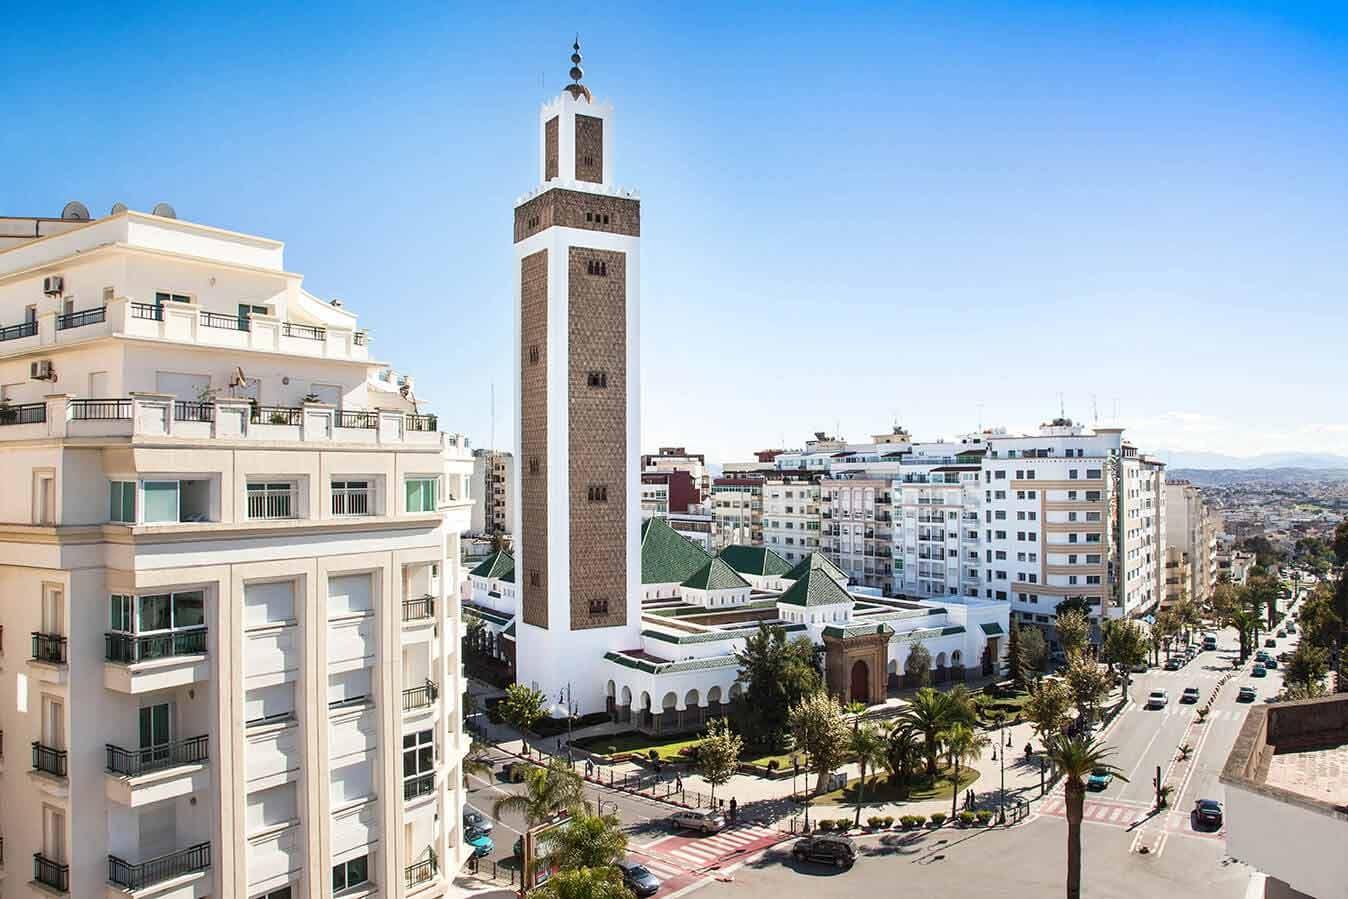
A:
[564, 35, 592, 102]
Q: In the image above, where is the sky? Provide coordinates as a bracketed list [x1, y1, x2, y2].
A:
[3, 2, 1346, 463]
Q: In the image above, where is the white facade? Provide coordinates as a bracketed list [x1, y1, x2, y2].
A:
[470, 449, 513, 536]
[761, 478, 821, 564]
[1166, 479, 1218, 607]
[0, 208, 473, 897]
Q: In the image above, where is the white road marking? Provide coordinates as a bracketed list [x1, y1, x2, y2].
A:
[1243, 872, 1268, 899]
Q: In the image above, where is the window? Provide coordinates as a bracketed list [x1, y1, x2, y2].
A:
[587, 370, 608, 388]
[588, 598, 609, 616]
[1086, 491, 1102, 502]
[254, 887, 293, 899]
[1069, 469, 1079, 480]
[587, 485, 608, 502]
[406, 478, 438, 513]
[994, 471, 1006, 480]
[331, 480, 372, 516]
[329, 668, 372, 709]
[154, 292, 191, 305]
[333, 855, 369, 893]
[1087, 469, 1102, 479]
[585, 259, 608, 276]
[1086, 575, 1102, 585]
[530, 570, 540, 587]
[528, 345, 540, 365]
[248, 482, 295, 520]
[109, 594, 133, 632]
[404, 728, 434, 781]
[136, 590, 205, 633]
[529, 457, 540, 476]
[110, 481, 136, 522]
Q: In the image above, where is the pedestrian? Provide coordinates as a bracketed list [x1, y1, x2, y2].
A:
[675, 773, 683, 792]
[1025, 741, 1033, 757]
[729, 797, 738, 822]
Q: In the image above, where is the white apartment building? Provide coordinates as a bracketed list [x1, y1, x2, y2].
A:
[470, 449, 513, 536]
[0, 206, 473, 898]
[709, 478, 763, 549]
[893, 445, 988, 599]
[761, 477, 822, 565]
[820, 478, 895, 593]
[1166, 479, 1218, 608]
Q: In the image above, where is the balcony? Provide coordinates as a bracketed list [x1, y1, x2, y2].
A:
[403, 680, 437, 712]
[332, 485, 373, 516]
[34, 853, 69, 892]
[406, 851, 438, 888]
[402, 596, 435, 623]
[105, 630, 209, 695]
[0, 401, 45, 426]
[106, 629, 206, 664]
[404, 772, 435, 801]
[106, 736, 211, 807]
[247, 485, 297, 520]
[32, 742, 67, 778]
[106, 735, 208, 777]
[31, 632, 67, 664]
[0, 318, 37, 342]
[54, 305, 106, 331]
[108, 842, 210, 891]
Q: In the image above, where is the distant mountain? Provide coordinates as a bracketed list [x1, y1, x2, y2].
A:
[1169, 467, 1348, 487]
[1153, 450, 1348, 471]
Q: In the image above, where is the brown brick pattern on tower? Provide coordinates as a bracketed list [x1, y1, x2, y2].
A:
[574, 114, 604, 183]
[568, 246, 627, 630]
[520, 249, 549, 629]
[544, 116, 559, 182]
[514, 189, 640, 244]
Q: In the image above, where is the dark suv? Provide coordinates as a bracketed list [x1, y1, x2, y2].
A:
[791, 833, 857, 868]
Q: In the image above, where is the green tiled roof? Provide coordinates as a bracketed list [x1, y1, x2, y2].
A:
[641, 517, 713, 585]
[470, 551, 515, 581]
[784, 553, 848, 585]
[892, 624, 966, 644]
[503, 622, 516, 639]
[464, 604, 514, 627]
[980, 622, 1005, 636]
[717, 545, 792, 578]
[641, 623, 808, 645]
[822, 622, 894, 639]
[682, 557, 751, 591]
[603, 651, 740, 675]
[777, 568, 854, 608]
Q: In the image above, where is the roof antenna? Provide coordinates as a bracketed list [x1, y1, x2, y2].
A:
[1058, 392, 1066, 420]
[1091, 394, 1099, 425]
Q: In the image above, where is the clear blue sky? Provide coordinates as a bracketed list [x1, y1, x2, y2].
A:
[4, 2, 1345, 462]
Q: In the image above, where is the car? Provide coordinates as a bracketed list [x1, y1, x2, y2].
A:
[670, 809, 726, 833]
[1276, 630, 1286, 638]
[1193, 799, 1223, 829]
[1264, 638, 1277, 648]
[1252, 664, 1267, 678]
[1255, 651, 1271, 664]
[1130, 662, 1149, 673]
[617, 860, 662, 897]
[1181, 687, 1201, 704]
[791, 833, 857, 868]
[1286, 623, 1297, 634]
[1277, 651, 1294, 662]
[1201, 638, 1217, 651]
[464, 806, 494, 834]
[1263, 657, 1278, 669]
[466, 828, 494, 858]
[1164, 657, 1182, 671]
[1146, 689, 1168, 709]
[1087, 768, 1113, 791]
[1237, 686, 1257, 702]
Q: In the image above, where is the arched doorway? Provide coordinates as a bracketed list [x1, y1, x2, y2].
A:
[850, 659, 870, 704]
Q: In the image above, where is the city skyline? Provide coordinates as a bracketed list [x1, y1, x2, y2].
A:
[5, 2, 1346, 463]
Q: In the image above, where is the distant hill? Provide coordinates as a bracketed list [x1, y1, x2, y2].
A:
[1169, 467, 1348, 487]
[1154, 450, 1348, 470]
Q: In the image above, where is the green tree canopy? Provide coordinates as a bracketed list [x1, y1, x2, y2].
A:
[500, 682, 548, 736]
[733, 623, 822, 749]
[897, 687, 972, 778]
[1019, 625, 1049, 676]
[1055, 595, 1092, 621]
[849, 721, 888, 827]
[788, 690, 850, 794]
[531, 866, 635, 899]
[540, 811, 628, 872]
[1048, 734, 1128, 899]
[1056, 610, 1090, 660]
[695, 717, 742, 804]
[1024, 677, 1073, 743]
[904, 641, 933, 687]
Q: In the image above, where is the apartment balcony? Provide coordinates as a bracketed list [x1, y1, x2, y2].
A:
[403, 680, 438, 713]
[104, 629, 209, 695]
[105, 736, 210, 808]
[32, 742, 67, 778]
[34, 853, 69, 892]
[108, 841, 210, 891]
[404, 772, 436, 802]
[402, 595, 435, 625]
[0, 393, 464, 456]
[406, 851, 439, 890]
[28, 632, 68, 685]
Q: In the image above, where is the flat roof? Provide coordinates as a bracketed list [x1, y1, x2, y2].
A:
[1222, 694, 1348, 816]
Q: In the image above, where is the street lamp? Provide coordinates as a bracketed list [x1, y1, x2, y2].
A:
[553, 683, 576, 764]
[998, 716, 1007, 825]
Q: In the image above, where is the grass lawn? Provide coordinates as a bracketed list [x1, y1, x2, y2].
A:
[572, 731, 702, 760]
[816, 765, 980, 807]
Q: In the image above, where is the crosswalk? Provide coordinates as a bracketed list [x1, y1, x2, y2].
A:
[636, 823, 783, 879]
[1038, 796, 1150, 828]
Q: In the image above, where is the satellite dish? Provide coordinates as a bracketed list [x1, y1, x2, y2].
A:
[110, 202, 128, 215]
[61, 201, 90, 221]
[151, 202, 177, 219]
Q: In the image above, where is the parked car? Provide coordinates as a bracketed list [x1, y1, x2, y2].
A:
[1164, 657, 1183, 671]
[1146, 689, 1169, 709]
[1263, 657, 1278, 670]
[1252, 664, 1267, 678]
[1286, 623, 1297, 634]
[1130, 662, 1150, 673]
[791, 833, 857, 868]
[1237, 686, 1257, 702]
[1193, 799, 1223, 829]
[1087, 768, 1113, 791]
[617, 860, 662, 897]
[464, 806, 494, 834]
[670, 809, 726, 833]
[1201, 637, 1217, 651]
[1275, 629, 1286, 638]
[1181, 687, 1201, 704]
[1264, 638, 1277, 648]
[466, 828, 494, 858]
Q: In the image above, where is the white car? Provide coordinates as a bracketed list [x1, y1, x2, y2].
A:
[669, 809, 726, 833]
[1146, 689, 1168, 709]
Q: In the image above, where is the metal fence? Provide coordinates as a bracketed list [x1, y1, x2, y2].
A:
[105, 629, 208, 663]
[247, 486, 296, 520]
[55, 306, 106, 330]
[32, 742, 68, 777]
[402, 595, 435, 621]
[34, 853, 69, 891]
[108, 842, 210, 890]
[174, 401, 215, 422]
[69, 398, 132, 420]
[283, 322, 326, 341]
[106, 735, 209, 776]
[337, 410, 378, 429]
[403, 680, 437, 711]
[332, 486, 372, 516]
[0, 319, 37, 341]
[31, 631, 67, 663]
[0, 402, 45, 426]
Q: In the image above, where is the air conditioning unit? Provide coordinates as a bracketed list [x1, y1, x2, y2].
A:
[42, 276, 63, 296]
[31, 360, 55, 381]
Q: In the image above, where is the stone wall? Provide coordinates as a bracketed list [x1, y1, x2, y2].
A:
[520, 249, 549, 629]
[574, 114, 603, 183]
[514, 189, 640, 244]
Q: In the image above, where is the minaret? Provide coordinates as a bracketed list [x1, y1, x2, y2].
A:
[513, 40, 641, 714]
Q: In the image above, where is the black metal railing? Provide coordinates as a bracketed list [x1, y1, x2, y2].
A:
[0, 319, 37, 341]
[354, 330, 369, 346]
[173, 400, 215, 422]
[402, 595, 434, 621]
[200, 310, 248, 331]
[32, 742, 68, 777]
[34, 853, 69, 891]
[405, 852, 437, 886]
[130, 302, 165, 321]
[406, 413, 438, 432]
[404, 772, 435, 801]
[337, 409, 378, 429]
[55, 306, 106, 330]
[105, 629, 207, 663]
[282, 322, 325, 341]
[31, 632, 67, 663]
[106, 735, 209, 777]
[402, 680, 437, 711]
[108, 842, 210, 890]
[251, 405, 302, 426]
[0, 402, 46, 426]
[69, 398, 133, 420]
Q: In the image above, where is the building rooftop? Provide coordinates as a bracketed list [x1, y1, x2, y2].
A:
[716, 544, 791, 578]
[1222, 693, 1348, 816]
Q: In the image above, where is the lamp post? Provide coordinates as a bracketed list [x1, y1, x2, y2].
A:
[553, 683, 576, 765]
[998, 717, 1007, 824]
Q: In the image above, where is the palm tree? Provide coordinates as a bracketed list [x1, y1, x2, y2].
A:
[492, 758, 589, 886]
[539, 811, 627, 871]
[849, 721, 888, 827]
[843, 699, 869, 734]
[462, 738, 494, 782]
[530, 866, 633, 899]
[1047, 734, 1128, 899]
[883, 723, 921, 789]
[939, 722, 990, 819]
[898, 687, 956, 778]
[1231, 608, 1261, 662]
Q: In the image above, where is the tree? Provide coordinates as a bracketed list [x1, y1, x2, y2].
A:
[1055, 595, 1092, 622]
[1152, 610, 1181, 662]
[1024, 677, 1073, 744]
[1299, 583, 1346, 655]
[898, 687, 961, 778]
[539, 811, 628, 872]
[1020, 626, 1049, 678]
[1230, 608, 1261, 663]
[849, 721, 888, 827]
[1332, 517, 1348, 567]
[1284, 642, 1330, 698]
[939, 722, 990, 819]
[1246, 574, 1281, 631]
[733, 623, 822, 749]
[463, 738, 494, 782]
[1064, 656, 1112, 727]
[1237, 535, 1283, 569]
[904, 641, 932, 688]
[1056, 610, 1090, 660]
[1100, 619, 1147, 700]
[883, 723, 921, 788]
[788, 691, 850, 794]
[695, 717, 742, 806]
[1007, 623, 1025, 688]
[1047, 735, 1128, 899]
[500, 682, 548, 740]
[531, 866, 635, 899]
[493, 758, 590, 888]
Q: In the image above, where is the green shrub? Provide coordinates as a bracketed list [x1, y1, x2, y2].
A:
[818, 820, 834, 831]
[882, 815, 894, 827]
[975, 810, 993, 825]
[835, 818, 852, 831]
[867, 816, 883, 828]
[929, 812, 947, 826]
[902, 814, 925, 828]
[767, 759, 780, 772]
[957, 811, 976, 826]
